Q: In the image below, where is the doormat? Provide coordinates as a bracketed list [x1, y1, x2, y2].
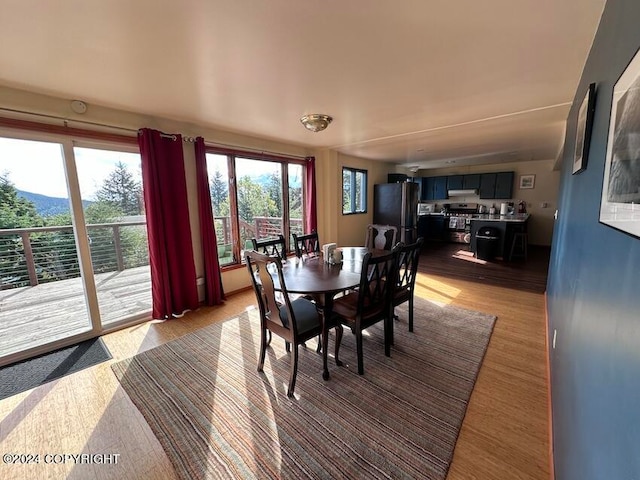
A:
[0, 338, 112, 400]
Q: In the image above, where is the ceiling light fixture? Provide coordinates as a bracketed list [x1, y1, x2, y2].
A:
[300, 114, 333, 132]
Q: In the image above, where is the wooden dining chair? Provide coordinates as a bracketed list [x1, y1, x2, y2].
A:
[251, 235, 288, 260]
[245, 250, 323, 397]
[292, 231, 320, 258]
[392, 237, 424, 333]
[331, 246, 400, 375]
[365, 224, 398, 250]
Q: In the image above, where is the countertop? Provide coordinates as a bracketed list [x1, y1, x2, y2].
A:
[418, 212, 530, 222]
[471, 213, 530, 222]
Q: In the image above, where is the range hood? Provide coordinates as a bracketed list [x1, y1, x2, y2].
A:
[447, 189, 477, 196]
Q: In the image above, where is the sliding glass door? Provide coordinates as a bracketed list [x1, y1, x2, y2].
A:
[0, 134, 151, 365]
[74, 146, 151, 327]
[0, 137, 92, 359]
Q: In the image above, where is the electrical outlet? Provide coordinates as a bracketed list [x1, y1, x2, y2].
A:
[552, 329, 557, 349]
[540, 202, 548, 208]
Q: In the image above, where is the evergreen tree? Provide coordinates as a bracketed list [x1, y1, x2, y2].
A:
[209, 170, 228, 215]
[94, 162, 142, 216]
[265, 172, 282, 213]
[0, 173, 43, 229]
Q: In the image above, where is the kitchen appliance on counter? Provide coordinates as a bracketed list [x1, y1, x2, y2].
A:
[374, 182, 419, 243]
[444, 202, 478, 244]
[417, 203, 436, 215]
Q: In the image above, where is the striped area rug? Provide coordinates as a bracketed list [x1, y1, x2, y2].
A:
[111, 297, 496, 479]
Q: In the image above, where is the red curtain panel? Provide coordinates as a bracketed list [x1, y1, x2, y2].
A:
[138, 128, 199, 319]
[194, 137, 225, 305]
[304, 156, 317, 233]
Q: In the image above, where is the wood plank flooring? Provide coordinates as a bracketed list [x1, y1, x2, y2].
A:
[0, 246, 550, 480]
[0, 266, 151, 358]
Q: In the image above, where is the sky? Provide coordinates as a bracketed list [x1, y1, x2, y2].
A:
[0, 137, 141, 199]
[0, 137, 299, 199]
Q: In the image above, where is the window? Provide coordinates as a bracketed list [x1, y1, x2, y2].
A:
[342, 167, 367, 214]
[205, 150, 306, 266]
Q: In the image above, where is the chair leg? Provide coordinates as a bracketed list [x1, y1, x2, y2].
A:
[384, 316, 392, 357]
[334, 325, 344, 366]
[408, 297, 414, 332]
[285, 340, 291, 353]
[287, 345, 299, 397]
[258, 327, 267, 372]
[316, 334, 322, 353]
[356, 330, 364, 375]
[266, 330, 272, 346]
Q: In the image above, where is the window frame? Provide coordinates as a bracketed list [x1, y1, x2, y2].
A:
[205, 146, 307, 269]
[342, 166, 368, 215]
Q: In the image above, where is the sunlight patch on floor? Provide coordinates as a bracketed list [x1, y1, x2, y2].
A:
[414, 273, 461, 305]
[452, 249, 487, 265]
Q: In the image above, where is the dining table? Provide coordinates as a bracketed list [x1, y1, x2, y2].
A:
[272, 246, 387, 380]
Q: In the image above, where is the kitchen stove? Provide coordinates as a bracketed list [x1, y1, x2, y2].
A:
[444, 203, 478, 244]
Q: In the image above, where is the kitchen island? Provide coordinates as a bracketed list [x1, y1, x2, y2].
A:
[470, 213, 530, 260]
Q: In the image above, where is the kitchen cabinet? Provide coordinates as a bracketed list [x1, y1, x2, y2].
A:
[418, 215, 446, 241]
[388, 173, 408, 183]
[446, 175, 463, 190]
[479, 171, 514, 199]
[421, 171, 513, 200]
[463, 174, 481, 189]
[494, 172, 514, 199]
[421, 176, 448, 201]
[479, 174, 497, 199]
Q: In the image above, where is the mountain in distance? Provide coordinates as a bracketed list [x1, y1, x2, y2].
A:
[16, 190, 93, 217]
[252, 173, 302, 189]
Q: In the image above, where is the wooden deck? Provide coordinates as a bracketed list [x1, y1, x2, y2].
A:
[0, 266, 151, 358]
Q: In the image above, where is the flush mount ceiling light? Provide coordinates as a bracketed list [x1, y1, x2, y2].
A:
[300, 114, 333, 132]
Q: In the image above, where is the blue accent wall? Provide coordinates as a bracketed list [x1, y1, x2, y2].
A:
[547, 1, 640, 478]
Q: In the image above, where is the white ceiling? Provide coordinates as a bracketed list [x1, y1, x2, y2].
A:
[0, 0, 605, 170]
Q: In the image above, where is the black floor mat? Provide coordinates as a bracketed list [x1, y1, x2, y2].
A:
[0, 338, 112, 400]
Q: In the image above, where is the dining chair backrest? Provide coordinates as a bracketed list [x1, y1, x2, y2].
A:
[331, 245, 401, 375]
[365, 224, 398, 250]
[396, 237, 424, 295]
[251, 234, 287, 261]
[292, 231, 320, 258]
[245, 250, 286, 325]
[393, 237, 424, 332]
[358, 248, 399, 316]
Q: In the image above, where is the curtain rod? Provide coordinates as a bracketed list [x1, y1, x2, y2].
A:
[0, 106, 139, 134]
[204, 140, 306, 160]
[0, 106, 303, 152]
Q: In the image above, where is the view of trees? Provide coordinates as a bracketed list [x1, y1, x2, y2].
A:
[0, 164, 148, 289]
[94, 161, 143, 216]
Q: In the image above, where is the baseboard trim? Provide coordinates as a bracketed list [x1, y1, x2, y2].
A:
[544, 292, 555, 480]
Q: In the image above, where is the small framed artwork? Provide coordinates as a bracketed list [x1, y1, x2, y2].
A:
[599, 47, 640, 238]
[519, 174, 535, 189]
[573, 82, 597, 174]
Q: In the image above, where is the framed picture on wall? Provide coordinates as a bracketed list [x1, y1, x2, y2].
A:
[572, 82, 597, 174]
[519, 174, 535, 189]
[599, 47, 640, 238]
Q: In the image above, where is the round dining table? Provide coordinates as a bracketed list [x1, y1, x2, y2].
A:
[274, 247, 387, 380]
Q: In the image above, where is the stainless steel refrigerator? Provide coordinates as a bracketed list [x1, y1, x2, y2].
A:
[373, 182, 419, 244]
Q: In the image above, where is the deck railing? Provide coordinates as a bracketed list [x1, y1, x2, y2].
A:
[1, 216, 304, 288]
[0, 221, 148, 289]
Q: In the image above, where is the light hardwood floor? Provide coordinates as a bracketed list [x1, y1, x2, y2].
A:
[0, 270, 549, 480]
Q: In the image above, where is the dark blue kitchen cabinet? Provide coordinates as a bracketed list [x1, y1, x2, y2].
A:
[478, 171, 514, 199]
[446, 175, 464, 190]
[479, 174, 497, 199]
[494, 171, 514, 199]
[463, 174, 481, 189]
[421, 176, 448, 201]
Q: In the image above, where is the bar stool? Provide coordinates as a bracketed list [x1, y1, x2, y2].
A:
[509, 231, 528, 261]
